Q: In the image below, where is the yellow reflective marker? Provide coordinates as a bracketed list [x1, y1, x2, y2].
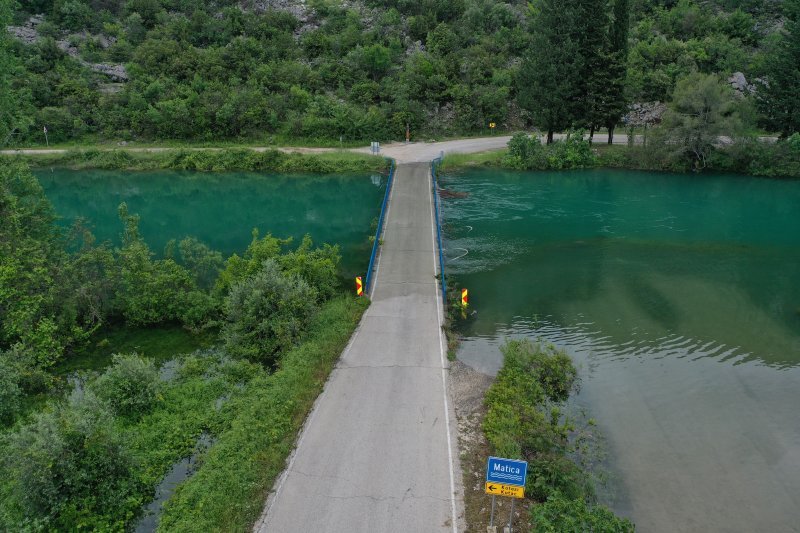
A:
[355, 276, 364, 297]
[485, 482, 524, 499]
[489, 122, 496, 129]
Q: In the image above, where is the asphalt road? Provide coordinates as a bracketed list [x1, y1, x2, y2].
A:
[254, 162, 462, 533]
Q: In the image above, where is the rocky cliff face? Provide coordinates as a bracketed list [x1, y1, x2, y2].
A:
[7, 15, 129, 82]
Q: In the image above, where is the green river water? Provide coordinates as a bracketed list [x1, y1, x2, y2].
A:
[36, 169, 386, 280]
[441, 168, 800, 532]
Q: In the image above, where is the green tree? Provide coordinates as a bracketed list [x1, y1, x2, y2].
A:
[6, 390, 142, 529]
[518, 0, 582, 143]
[656, 73, 743, 169]
[223, 260, 317, 365]
[757, 0, 800, 137]
[602, 0, 631, 144]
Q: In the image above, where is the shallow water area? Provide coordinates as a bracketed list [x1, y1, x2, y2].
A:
[35, 168, 386, 279]
[442, 168, 800, 532]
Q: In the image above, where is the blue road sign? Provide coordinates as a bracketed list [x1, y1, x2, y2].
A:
[486, 456, 528, 487]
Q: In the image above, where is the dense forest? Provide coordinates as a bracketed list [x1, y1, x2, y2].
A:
[1, 0, 798, 145]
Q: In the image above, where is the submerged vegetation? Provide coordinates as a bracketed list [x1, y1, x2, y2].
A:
[0, 160, 369, 530]
[484, 339, 634, 532]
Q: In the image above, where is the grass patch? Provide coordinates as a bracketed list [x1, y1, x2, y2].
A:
[157, 295, 368, 532]
[10, 148, 388, 173]
[440, 149, 507, 171]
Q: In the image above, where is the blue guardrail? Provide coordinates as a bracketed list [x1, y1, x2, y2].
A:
[364, 158, 395, 295]
[431, 158, 447, 305]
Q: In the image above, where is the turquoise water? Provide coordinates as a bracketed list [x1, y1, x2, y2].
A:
[441, 168, 800, 532]
[36, 169, 386, 280]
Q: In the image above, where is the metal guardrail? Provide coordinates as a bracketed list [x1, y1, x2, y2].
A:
[364, 158, 395, 295]
[431, 158, 447, 305]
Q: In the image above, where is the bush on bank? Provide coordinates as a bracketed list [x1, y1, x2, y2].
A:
[483, 339, 633, 532]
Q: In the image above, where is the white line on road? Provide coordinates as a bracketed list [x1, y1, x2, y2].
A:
[428, 165, 459, 533]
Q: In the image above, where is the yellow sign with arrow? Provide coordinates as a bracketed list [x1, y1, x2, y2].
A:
[485, 482, 524, 499]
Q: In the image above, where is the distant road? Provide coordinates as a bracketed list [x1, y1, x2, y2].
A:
[3, 132, 777, 163]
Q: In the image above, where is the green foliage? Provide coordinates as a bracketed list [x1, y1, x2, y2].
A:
[158, 296, 368, 532]
[0, 352, 22, 423]
[4, 0, 787, 145]
[531, 494, 635, 532]
[504, 132, 597, 170]
[91, 353, 161, 418]
[222, 260, 318, 365]
[653, 72, 743, 168]
[756, 0, 800, 137]
[4, 390, 143, 530]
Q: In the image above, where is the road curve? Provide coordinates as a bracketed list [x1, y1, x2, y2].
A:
[254, 162, 462, 533]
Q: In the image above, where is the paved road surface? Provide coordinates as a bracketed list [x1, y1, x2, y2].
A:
[254, 162, 462, 533]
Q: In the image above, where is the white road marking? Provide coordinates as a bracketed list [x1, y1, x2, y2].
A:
[427, 164, 459, 533]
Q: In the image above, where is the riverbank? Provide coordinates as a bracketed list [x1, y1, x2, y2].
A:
[4, 148, 389, 173]
[439, 137, 800, 179]
[450, 342, 633, 531]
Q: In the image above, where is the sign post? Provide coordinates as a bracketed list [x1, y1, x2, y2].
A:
[485, 456, 527, 532]
[43, 125, 49, 147]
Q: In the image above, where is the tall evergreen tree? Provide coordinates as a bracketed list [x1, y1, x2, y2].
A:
[577, 0, 613, 142]
[517, 0, 582, 144]
[603, 0, 630, 144]
[757, 0, 800, 137]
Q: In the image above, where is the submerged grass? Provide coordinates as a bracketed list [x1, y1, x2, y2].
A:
[157, 295, 368, 532]
[56, 325, 216, 376]
[10, 148, 388, 173]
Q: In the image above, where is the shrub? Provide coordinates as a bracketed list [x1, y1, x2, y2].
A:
[277, 235, 341, 301]
[531, 494, 634, 532]
[503, 131, 596, 170]
[222, 260, 318, 365]
[92, 353, 161, 418]
[5, 390, 142, 530]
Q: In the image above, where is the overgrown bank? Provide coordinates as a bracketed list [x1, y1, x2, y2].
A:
[441, 131, 800, 179]
[8, 148, 388, 173]
[0, 160, 371, 530]
[475, 340, 633, 531]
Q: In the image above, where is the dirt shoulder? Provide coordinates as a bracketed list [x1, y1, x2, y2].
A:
[450, 360, 531, 532]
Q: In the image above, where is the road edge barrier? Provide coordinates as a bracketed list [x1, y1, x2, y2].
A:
[364, 158, 395, 295]
[431, 157, 447, 305]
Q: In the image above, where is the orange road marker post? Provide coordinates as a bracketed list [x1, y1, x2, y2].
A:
[356, 276, 363, 297]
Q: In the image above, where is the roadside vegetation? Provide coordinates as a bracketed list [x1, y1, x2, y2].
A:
[484, 340, 634, 532]
[10, 148, 389, 173]
[0, 160, 369, 530]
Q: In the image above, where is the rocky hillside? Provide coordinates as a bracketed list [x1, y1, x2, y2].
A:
[1, 0, 788, 144]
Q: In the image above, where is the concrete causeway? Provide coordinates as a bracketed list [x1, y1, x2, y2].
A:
[255, 162, 462, 532]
